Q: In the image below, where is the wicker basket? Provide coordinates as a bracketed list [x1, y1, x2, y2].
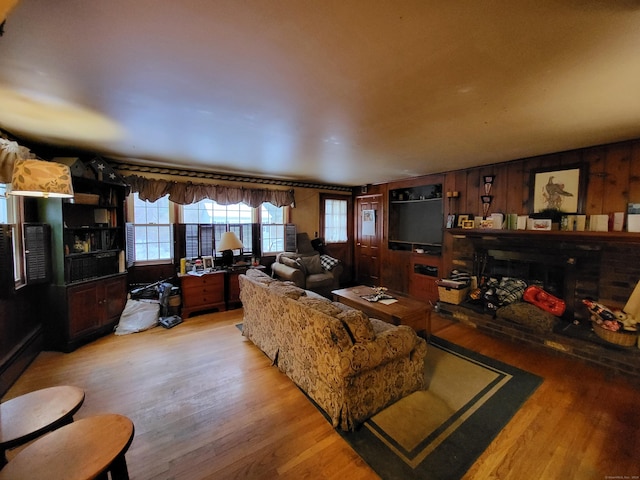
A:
[438, 285, 469, 305]
[592, 322, 637, 347]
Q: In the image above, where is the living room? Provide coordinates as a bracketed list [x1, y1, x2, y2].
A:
[1, 2, 640, 479]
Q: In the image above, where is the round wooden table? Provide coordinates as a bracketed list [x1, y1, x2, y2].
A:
[0, 413, 135, 480]
[0, 385, 85, 467]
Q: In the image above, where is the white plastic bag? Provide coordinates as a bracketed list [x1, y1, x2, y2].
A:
[114, 299, 159, 335]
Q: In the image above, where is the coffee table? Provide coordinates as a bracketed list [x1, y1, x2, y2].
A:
[332, 285, 431, 337]
[0, 413, 134, 480]
[0, 385, 85, 467]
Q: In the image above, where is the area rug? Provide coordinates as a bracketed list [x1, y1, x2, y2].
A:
[338, 337, 542, 480]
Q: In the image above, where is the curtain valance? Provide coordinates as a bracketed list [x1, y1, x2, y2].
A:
[124, 174, 295, 208]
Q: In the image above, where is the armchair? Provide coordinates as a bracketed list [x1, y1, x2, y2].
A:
[271, 233, 342, 298]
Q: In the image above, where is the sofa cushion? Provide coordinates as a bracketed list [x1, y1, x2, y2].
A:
[299, 254, 324, 274]
[306, 272, 335, 290]
[269, 282, 307, 300]
[245, 268, 273, 284]
[337, 309, 376, 343]
[298, 297, 344, 317]
[332, 302, 354, 313]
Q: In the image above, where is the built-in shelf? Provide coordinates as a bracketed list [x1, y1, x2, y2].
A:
[390, 197, 442, 204]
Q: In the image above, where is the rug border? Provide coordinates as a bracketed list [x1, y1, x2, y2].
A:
[339, 336, 543, 480]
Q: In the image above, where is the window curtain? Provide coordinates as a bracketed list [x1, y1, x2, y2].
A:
[124, 174, 295, 208]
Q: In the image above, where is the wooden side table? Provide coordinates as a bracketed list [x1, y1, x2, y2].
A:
[0, 414, 134, 480]
[179, 270, 226, 318]
[0, 385, 85, 467]
[226, 265, 266, 309]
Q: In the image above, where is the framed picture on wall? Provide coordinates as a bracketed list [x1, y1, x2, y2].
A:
[529, 164, 587, 214]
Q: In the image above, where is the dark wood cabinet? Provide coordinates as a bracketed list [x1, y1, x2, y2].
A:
[226, 270, 242, 309]
[40, 172, 128, 351]
[409, 254, 442, 304]
[50, 274, 127, 352]
[66, 275, 127, 344]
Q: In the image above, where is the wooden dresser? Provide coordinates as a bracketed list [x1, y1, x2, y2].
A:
[179, 271, 226, 318]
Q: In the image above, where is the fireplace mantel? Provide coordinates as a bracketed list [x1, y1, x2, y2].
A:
[447, 228, 640, 245]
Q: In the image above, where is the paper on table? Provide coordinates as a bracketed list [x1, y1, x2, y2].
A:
[378, 298, 398, 305]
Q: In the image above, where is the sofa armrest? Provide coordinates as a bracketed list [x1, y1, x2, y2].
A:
[271, 262, 306, 288]
[337, 326, 424, 377]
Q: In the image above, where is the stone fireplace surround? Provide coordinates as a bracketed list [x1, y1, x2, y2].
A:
[439, 230, 640, 379]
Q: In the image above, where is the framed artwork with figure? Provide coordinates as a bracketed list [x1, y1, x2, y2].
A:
[529, 164, 587, 214]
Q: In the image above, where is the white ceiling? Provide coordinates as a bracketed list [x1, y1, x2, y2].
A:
[1, 1, 640, 187]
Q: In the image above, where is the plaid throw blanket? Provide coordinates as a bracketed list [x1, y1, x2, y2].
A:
[320, 254, 340, 271]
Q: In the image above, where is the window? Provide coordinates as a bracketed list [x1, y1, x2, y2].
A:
[127, 193, 173, 263]
[261, 203, 285, 254]
[127, 194, 288, 264]
[323, 197, 348, 243]
[0, 183, 24, 283]
[181, 199, 253, 258]
[183, 199, 253, 225]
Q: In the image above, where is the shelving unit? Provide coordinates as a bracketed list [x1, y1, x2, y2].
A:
[387, 183, 444, 302]
[388, 183, 443, 254]
[40, 174, 128, 351]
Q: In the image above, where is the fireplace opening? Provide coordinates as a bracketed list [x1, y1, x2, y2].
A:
[472, 243, 603, 343]
[486, 249, 565, 298]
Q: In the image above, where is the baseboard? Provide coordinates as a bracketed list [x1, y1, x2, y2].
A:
[0, 326, 43, 397]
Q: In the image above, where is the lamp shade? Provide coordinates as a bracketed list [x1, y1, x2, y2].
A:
[10, 158, 74, 198]
[217, 231, 244, 252]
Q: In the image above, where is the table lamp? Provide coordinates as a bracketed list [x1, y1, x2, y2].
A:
[217, 231, 244, 267]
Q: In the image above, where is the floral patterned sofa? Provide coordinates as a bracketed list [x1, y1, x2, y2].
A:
[239, 269, 427, 430]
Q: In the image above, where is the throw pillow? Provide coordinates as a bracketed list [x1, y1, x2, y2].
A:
[298, 297, 344, 317]
[299, 254, 324, 274]
[320, 254, 340, 271]
[337, 309, 376, 343]
[280, 256, 299, 269]
[269, 282, 306, 300]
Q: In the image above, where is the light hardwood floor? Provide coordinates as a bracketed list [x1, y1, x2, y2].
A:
[3, 310, 639, 479]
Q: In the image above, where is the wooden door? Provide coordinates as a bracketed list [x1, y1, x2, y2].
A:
[355, 195, 382, 286]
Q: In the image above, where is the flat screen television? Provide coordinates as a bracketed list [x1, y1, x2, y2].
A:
[389, 198, 443, 246]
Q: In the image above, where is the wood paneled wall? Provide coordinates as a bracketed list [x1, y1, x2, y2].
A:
[378, 138, 640, 291]
[443, 139, 640, 220]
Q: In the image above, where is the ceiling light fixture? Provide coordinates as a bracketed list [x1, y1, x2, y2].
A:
[10, 158, 74, 198]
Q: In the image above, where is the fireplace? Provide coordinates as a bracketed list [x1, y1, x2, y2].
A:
[479, 244, 600, 322]
[458, 234, 602, 322]
[442, 231, 640, 379]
